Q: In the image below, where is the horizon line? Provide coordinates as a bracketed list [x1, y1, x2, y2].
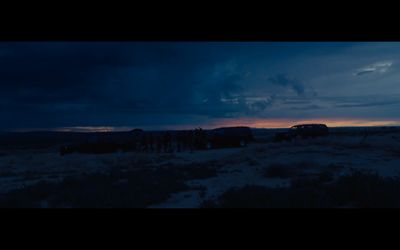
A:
[4, 124, 400, 133]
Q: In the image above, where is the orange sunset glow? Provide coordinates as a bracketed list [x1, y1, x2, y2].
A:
[209, 118, 400, 129]
[41, 119, 400, 132]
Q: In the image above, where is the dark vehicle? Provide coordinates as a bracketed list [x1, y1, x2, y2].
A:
[207, 126, 253, 149]
[274, 124, 329, 142]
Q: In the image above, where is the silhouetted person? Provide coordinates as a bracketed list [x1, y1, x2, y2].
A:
[194, 127, 207, 150]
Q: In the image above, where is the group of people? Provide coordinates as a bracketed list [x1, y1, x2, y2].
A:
[60, 128, 210, 156]
[130, 128, 208, 153]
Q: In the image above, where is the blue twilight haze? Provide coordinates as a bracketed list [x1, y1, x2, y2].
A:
[1, 42, 400, 131]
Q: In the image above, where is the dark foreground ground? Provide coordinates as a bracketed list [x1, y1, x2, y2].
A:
[1, 166, 400, 208]
[0, 162, 218, 208]
[2, 126, 400, 208]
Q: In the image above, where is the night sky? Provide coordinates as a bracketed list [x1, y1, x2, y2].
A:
[2, 42, 400, 132]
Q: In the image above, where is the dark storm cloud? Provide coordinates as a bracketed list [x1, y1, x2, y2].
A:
[200, 73, 244, 104]
[2, 42, 400, 130]
[267, 74, 306, 96]
[247, 95, 278, 112]
[0, 42, 225, 91]
[0, 42, 260, 129]
[0, 42, 175, 108]
[250, 100, 272, 111]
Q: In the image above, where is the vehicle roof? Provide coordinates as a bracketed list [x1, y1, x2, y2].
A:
[213, 126, 251, 130]
[291, 124, 327, 128]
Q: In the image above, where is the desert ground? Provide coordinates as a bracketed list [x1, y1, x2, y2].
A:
[1, 127, 400, 208]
